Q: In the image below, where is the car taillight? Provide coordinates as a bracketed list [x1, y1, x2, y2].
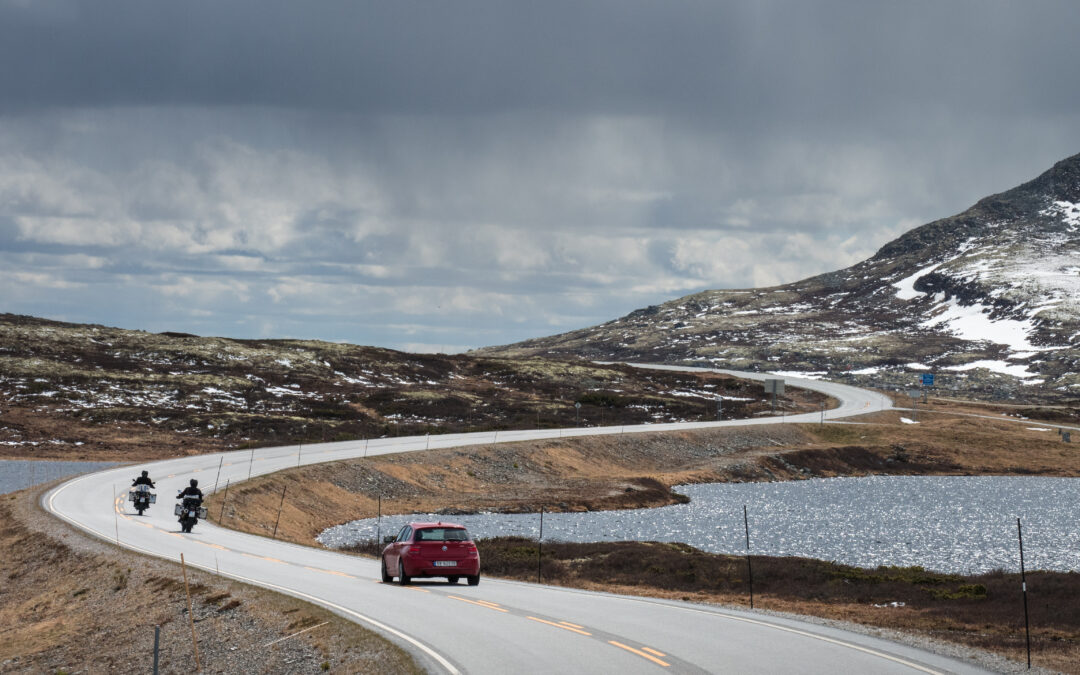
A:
[408, 546, 421, 554]
[466, 543, 477, 552]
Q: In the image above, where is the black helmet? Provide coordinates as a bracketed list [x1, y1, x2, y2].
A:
[141, 470, 149, 477]
[190, 479, 198, 487]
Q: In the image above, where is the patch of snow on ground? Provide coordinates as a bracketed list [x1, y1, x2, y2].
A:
[893, 262, 942, 300]
[900, 417, 919, 424]
[921, 298, 1040, 351]
[1042, 200, 1080, 227]
[1027, 427, 1053, 432]
[941, 359, 1037, 378]
[770, 371, 828, 380]
[850, 366, 882, 375]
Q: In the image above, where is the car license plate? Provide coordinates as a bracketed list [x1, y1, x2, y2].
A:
[434, 560, 457, 567]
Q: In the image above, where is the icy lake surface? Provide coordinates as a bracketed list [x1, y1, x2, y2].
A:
[0, 459, 118, 495]
[319, 476, 1080, 574]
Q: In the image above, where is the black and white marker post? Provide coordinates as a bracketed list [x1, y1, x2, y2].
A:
[744, 504, 754, 609]
[1017, 517, 1032, 669]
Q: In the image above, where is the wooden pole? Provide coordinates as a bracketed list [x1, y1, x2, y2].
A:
[1018, 518, 1032, 669]
[375, 495, 382, 545]
[212, 456, 223, 494]
[272, 485, 287, 539]
[113, 484, 120, 545]
[744, 505, 754, 609]
[218, 479, 230, 520]
[180, 553, 201, 671]
[537, 506, 545, 584]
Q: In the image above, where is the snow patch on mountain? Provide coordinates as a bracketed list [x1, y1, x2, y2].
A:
[920, 298, 1042, 352]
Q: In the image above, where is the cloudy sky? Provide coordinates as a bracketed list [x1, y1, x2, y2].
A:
[2, 1, 1078, 353]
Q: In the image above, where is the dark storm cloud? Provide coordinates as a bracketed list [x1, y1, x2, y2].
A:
[3, 1, 1078, 122]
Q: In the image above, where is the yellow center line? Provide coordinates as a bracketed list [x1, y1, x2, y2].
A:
[224, 462, 233, 466]
[608, 641, 670, 667]
[136, 522, 154, 529]
[474, 600, 504, 610]
[403, 586, 430, 593]
[559, 621, 584, 629]
[526, 617, 591, 636]
[447, 596, 509, 613]
[304, 566, 355, 578]
[166, 474, 175, 478]
[193, 468, 201, 472]
[641, 647, 667, 657]
[241, 553, 284, 564]
[198, 542, 227, 550]
[166, 532, 183, 539]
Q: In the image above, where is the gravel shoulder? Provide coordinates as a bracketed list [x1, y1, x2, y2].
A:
[0, 482, 421, 674]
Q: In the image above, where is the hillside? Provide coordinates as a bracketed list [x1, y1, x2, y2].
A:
[0, 313, 825, 460]
[479, 153, 1080, 404]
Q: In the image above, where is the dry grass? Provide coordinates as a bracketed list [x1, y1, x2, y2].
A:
[472, 538, 1080, 674]
[0, 487, 421, 674]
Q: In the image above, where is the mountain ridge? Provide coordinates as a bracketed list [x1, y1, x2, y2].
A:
[478, 153, 1080, 403]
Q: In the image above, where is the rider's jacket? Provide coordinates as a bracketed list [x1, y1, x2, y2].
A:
[176, 486, 204, 502]
[132, 476, 155, 488]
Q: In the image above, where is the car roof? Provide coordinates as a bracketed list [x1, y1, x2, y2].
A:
[407, 521, 467, 530]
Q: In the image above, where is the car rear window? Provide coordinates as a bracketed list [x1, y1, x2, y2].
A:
[416, 527, 471, 542]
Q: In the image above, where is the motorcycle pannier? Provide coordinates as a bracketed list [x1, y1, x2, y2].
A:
[174, 504, 183, 516]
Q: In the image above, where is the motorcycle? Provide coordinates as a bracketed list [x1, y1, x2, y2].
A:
[175, 497, 207, 533]
[127, 484, 157, 515]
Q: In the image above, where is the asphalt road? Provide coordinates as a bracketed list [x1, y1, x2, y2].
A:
[44, 368, 993, 674]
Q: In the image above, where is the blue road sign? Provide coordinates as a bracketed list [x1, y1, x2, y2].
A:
[922, 373, 935, 386]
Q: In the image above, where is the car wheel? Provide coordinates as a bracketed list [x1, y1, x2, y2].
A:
[381, 558, 392, 583]
[467, 574, 480, 586]
[447, 576, 459, 584]
[398, 560, 411, 585]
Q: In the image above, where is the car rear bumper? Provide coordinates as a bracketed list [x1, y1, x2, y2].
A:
[403, 558, 480, 577]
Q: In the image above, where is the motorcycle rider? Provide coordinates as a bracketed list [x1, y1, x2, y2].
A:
[176, 478, 204, 503]
[176, 478, 205, 533]
[131, 470, 155, 488]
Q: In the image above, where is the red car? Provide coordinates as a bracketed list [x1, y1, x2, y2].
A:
[381, 522, 481, 586]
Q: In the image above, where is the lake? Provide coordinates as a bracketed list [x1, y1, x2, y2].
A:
[0, 459, 119, 495]
[318, 476, 1080, 574]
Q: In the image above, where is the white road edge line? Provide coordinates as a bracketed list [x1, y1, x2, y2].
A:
[44, 479, 461, 675]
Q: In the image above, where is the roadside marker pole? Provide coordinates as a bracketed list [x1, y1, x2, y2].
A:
[179, 553, 201, 672]
[152, 625, 160, 675]
[1017, 518, 1032, 669]
[213, 456, 223, 495]
[218, 479, 230, 521]
[297, 442, 303, 468]
[743, 505, 754, 610]
[537, 506, 545, 584]
[375, 495, 382, 546]
[272, 485, 287, 539]
[247, 447, 255, 481]
[113, 484, 120, 545]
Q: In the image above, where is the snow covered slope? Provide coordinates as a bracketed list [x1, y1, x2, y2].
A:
[480, 153, 1080, 402]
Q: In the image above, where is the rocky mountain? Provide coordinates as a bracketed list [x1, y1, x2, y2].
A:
[479, 153, 1080, 403]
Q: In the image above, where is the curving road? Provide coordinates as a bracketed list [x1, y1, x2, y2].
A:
[44, 368, 991, 674]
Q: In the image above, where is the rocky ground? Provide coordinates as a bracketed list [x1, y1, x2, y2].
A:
[0, 313, 824, 462]
[0, 483, 421, 674]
